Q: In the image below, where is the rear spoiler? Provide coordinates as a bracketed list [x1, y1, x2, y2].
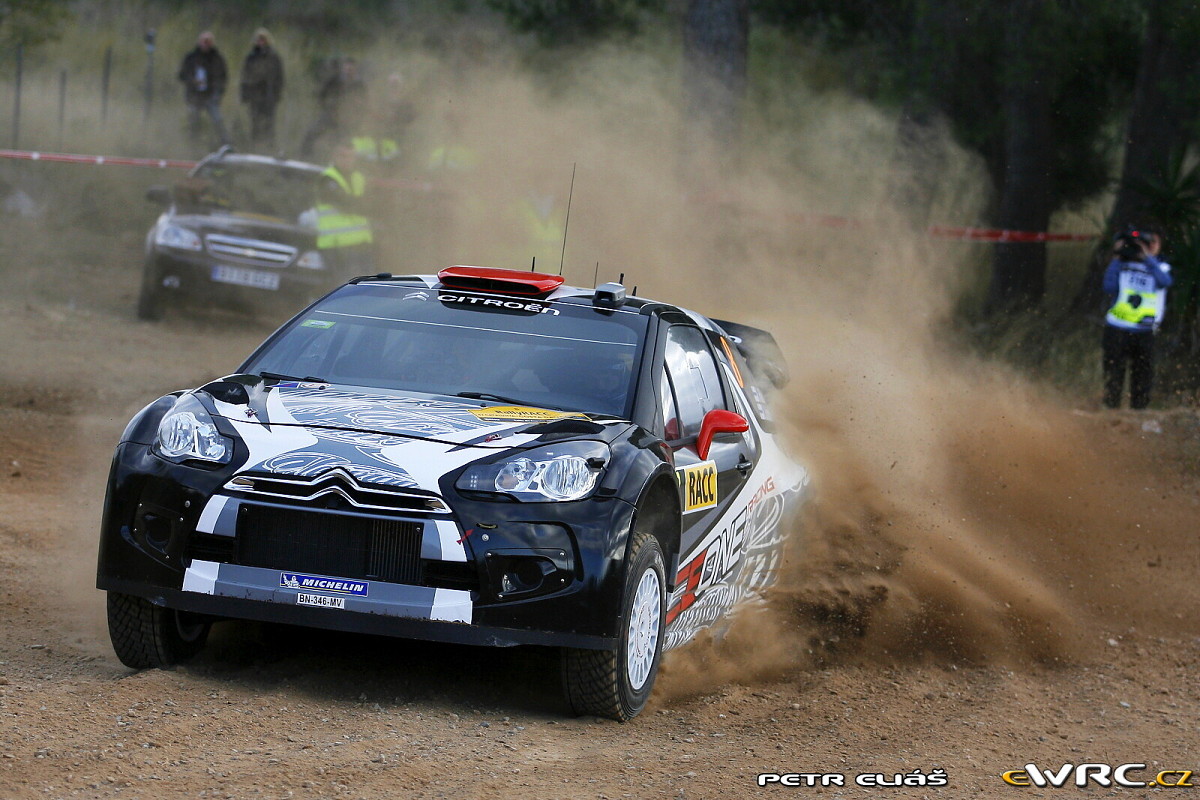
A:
[712, 319, 790, 389]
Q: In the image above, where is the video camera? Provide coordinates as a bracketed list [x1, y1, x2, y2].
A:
[1114, 227, 1154, 262]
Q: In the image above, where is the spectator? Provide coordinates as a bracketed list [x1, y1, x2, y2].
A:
[178, 31, 230, 148]
[1101, 224, 1173, 409]
[239, 28, 284, 151]
[314, 140, 375, 280]
[300, 57, 367, 160]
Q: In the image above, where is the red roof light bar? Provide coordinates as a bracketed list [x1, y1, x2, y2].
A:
[437, 265, 566, 297]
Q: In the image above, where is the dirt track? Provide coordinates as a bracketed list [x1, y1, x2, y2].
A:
[3, 209, 1200, 800]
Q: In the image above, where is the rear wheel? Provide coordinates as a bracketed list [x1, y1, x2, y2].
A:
[106, 592, 210, 669]
[136, 258, 164, 321]
[562, 531, 666, 721]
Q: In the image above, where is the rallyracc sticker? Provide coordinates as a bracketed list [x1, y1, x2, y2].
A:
[280, 572, 369, 597]
[679, 460, 718, 513]
[468, 406, 589, 422]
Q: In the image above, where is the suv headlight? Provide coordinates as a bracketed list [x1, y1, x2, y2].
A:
[155, 224, 202, 252]
[457, 441, 609, 502]
[296, 250, 324, 269]
[154, 394, 233, 465]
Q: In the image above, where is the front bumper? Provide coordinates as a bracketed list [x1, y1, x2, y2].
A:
[97, 442, 635, 650]
[149, 249, 331, 304]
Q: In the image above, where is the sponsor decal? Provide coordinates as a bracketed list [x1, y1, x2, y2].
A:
[1001, 763, 1193, 789]
[437, 293, 560, 315]
[280, 572, 369, 597]
[468, 406, 588, 423]
[301, 319, 336, 329]
[678, 460, 718, 514]
[665, 475, 783, 638]
[757, 769, 948, 788]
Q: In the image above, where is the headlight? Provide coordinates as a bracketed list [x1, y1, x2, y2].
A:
[154, 395, 233, 465]
[155, 224, 203, 252]
[456, 441, 609, 502]
[295, 250, 324, 269]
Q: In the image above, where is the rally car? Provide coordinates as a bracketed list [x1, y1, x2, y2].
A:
[137, 149, 329, 320]
[97, 266, 808, 720]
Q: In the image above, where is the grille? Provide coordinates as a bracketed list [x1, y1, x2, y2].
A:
[236, 504, 423, 585]
[205, 233, 297, 268]
[225, 471, 450, 515]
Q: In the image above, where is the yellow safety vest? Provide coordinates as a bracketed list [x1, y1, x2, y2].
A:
[315, 167, 373, 250]
[1106, 263, 1166, 329]
[352, 136, 399, 163]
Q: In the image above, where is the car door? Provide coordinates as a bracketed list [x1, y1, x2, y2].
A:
[659, 324, 755, 564]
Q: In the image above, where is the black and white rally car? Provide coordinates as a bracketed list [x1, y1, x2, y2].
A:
[97, 266, 807, 720]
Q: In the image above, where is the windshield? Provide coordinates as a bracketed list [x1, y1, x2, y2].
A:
[182, 161, 321, 222]
[241, 284, 648, 418]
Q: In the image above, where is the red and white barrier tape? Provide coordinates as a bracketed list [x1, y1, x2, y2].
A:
[0, 148, 436, 191]
[0, 148, 1099, 241]
[0, 148, 197, 170]
[783, 212, 1096, 242]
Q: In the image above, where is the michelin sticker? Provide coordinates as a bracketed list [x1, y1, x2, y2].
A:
[280, 572, 369, 597]
[679, 460, 718, 513]
[468, 406, 588, 423]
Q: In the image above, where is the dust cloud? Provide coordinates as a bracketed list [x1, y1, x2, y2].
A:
[4, 27, 1196, 698]
[408, 52, 1194, 698]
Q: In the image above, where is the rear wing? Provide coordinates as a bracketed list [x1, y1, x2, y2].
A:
[711, 319, 789, 389]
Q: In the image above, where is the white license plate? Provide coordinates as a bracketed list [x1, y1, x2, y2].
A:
[211, 264, 281, 290]
[297, 593, 345, 609]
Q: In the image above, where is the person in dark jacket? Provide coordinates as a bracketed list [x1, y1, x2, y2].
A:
[239, 28, 284, 151]
[300, 57, 367, 160]
[178, 31, 230, 147]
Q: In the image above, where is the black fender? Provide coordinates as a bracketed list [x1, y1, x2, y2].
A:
[600, 425, 681, 589]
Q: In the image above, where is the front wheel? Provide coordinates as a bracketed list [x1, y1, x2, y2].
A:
[106, 592, 210, 669]
[562, 531, 666, 721]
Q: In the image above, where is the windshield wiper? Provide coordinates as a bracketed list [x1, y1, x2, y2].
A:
[456, 391, 561, 410]
[259, 371, 327, 383]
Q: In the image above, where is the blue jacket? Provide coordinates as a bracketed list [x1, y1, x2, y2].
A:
[1102, 256, 1172, 296]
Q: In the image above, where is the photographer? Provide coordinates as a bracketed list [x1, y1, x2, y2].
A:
[1101, 225, 1173, 409]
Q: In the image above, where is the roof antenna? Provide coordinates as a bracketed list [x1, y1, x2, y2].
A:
[530, 256, 536, 272]
[619, 272, 625, 285]
[632, 286, 638, 295]
[558, 162, 576, 276]
[593, 261, 599, 288]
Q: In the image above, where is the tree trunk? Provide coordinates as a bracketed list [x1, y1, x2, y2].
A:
[1071, 4, 1200, 315]
[682, 0, 749, 148]
[985, 1, 1054, 314]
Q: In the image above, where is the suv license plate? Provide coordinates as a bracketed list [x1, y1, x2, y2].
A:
[297, 593, 345, 609]
[212, 264, 281, 290]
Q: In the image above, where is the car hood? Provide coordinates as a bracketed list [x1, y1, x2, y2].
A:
[196, 376, 624, 493]
[169, 211, 314, 243]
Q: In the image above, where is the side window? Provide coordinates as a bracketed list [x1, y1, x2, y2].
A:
[664, 325, 725, 438]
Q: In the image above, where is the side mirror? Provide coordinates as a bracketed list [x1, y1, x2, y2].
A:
[696, 409, 748, 460]
[145, 185, 171, 205]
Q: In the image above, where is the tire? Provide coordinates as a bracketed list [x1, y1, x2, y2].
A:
[562, 530, 666, 721]
[106, 592, 210, 669]
[136, 259, 164, 321]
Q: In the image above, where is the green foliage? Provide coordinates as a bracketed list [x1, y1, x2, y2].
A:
[0, 0, 73, 48]
[755, 0, 1141, 208]
[485, 0, 663, 47]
